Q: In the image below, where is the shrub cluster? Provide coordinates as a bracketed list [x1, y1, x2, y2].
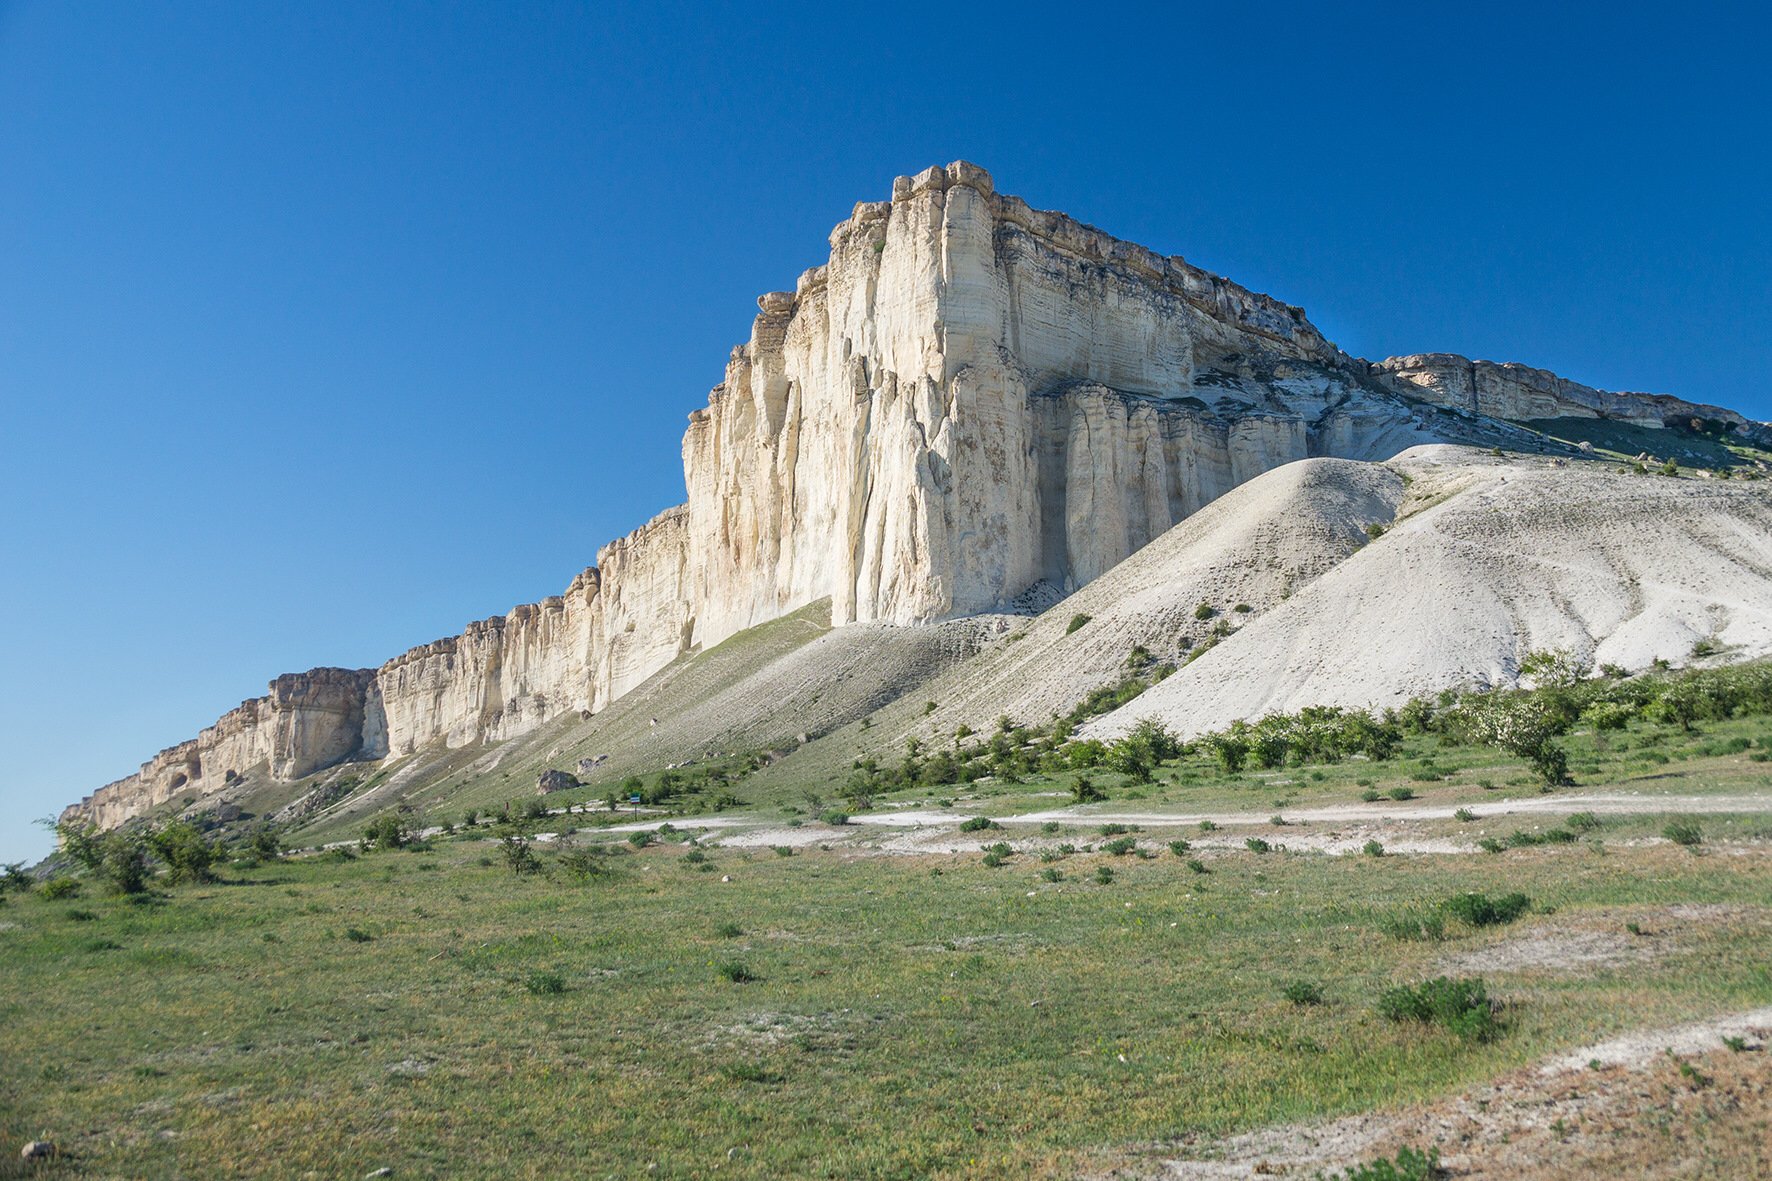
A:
[1377, 975, 1500, 1041]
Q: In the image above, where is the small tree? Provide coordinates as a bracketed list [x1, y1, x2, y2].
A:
[362, 812, 410, 851]
[145, 820, 219, 885]
[500, 833, 541, 876]
[55, 819, 150, 894]
[1205, 731, 1249, 774]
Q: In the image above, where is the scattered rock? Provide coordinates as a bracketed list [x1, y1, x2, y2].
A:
[21, 1141, 56, 1160]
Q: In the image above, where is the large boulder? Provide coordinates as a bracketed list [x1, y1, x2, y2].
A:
[536, 769, 580, 796]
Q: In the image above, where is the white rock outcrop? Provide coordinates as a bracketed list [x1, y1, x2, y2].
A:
[62, 163, 1771, 831]
[1375, 354, 1772, 444]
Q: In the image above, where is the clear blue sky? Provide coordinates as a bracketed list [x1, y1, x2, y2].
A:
[3, 0, 1768, 862]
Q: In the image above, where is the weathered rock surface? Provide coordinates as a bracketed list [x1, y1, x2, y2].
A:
[1375, 353, 1772, 444]
[63, 163, 1772, 832]
[536, 769, 579, 795]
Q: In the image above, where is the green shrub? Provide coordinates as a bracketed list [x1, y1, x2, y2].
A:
[820, 810, 851, 827]
[362, 813, 411, 851]
[1093, 865, 1115, 885]
[1363, 840, 1385, 857]
[959, 816, 1000, 833]
[344, 927, 374, 943]
[1040, 867, 1062, 882]
[1167, 839, 1191, 856]
[1205, 732, 1248, 774]
[1387, 786, 1415, 801]
[1065, 613, 1092, 635]
[1453, 808, 1476, 823]
[1325, 1146, 1442, 1181]
[1360, 789, 1382, 802]
[524, 970, 565, 996]
[1478, 837, 1504, 854]
[1565, 811, 1601, 832]
[1244, 837, 1271, 854]
[500, 834, 540, 876]
[145, 821, 219, 885]
[1377, 976, 1500, 1041]
[1194, 601, 1215, 621]
[714, 922, 743, 938]
[1186, 858, 1208, 874]
[1441, 891, 1531, 928]
[1070, 776, 1107, 803]
[1102, 836, 1137, 856]
[557, 842, 609, 880]
[55, 820, 150, 895]
[40, 877, 79, 900]
[1281, 979, 1324, 1006]
[716, 960, 758, 983]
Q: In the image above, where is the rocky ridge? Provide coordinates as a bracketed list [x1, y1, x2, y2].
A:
[63, 162, 1771, 831]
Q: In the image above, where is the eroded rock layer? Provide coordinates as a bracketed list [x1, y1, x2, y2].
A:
[64, 162, 1769, 831]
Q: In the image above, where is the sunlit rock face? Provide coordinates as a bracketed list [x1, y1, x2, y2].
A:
[1374, 353, 1772, 445]
[680, 161, 1449, 645]
[69, 162, 1763, 831]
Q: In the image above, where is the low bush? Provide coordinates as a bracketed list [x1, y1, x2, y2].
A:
[1377, 975, 1500, 1042]
[958, 816, 1000, 833]
[715, 960, 758, 983]
[1440, 891, 1531, 928]
[524, 970, 566, 996]
[1325, 1146, 1442, 1181]
[1281, 979, 1324, 1006]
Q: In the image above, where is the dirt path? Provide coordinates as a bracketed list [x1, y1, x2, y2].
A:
[346, 789, 1767, 859]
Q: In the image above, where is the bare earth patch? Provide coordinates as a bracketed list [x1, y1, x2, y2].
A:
[1105, 1009, 1772, 1179]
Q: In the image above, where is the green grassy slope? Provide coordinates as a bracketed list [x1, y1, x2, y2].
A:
[3, 823, 1767, 1178]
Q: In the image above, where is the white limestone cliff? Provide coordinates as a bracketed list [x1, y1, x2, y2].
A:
[62, 162, 1767, 832]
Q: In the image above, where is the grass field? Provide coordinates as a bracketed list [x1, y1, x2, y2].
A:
[15, 675, 1772, 1178]
[5, 803, 1770, 1177]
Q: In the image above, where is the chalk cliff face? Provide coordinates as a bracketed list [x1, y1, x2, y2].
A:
[679, 161, 1462, 644]
[1375, 354, 1772, 444]
[63, 161, 1769, 832]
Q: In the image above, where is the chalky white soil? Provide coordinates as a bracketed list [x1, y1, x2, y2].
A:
[1088, 447, 1772, 740]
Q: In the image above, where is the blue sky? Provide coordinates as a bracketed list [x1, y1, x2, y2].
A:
[2, 0, 1768, 862]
